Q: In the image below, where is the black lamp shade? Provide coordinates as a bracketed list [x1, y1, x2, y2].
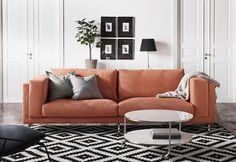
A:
[140, 39, 157, 51]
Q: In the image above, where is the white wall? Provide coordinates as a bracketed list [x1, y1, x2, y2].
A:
[64, 0, 176, 69]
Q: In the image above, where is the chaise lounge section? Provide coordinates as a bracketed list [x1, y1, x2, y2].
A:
[22, 68, 217, 124]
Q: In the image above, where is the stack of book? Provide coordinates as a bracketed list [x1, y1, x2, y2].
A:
[150, 128, 181, 139]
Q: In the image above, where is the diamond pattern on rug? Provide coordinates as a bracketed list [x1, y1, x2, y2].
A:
[58, 149, 109, 162]
[49, 131, 84, 141]
[99, 131, 124, 141]
[167, 143, 201, 155]
[218, 142, 236, 153]
[2, 150, 45, 162]
[1, 124, 236, 162]
[207, 129, 236, 140]
[181, 125, 208, 134]
[74, 125, 112, 134]
[96, 142, 140, 155]
[104, 158, 130, 162]
[191, 136, 224, 147]
[37, 142, 78, 155]
[192, 149, 236, 162]
[125, 149, 167, 162]
[174, 157, 199, 162]
[69, 136, 110, 147]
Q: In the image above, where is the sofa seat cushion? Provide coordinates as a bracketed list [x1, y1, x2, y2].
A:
[118, 97, 193, 116]
[42, 99, 118, 117]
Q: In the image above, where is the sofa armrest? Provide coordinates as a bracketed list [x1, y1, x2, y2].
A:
[28, 75, 49, 117]
[189, 77, 216, 120]
[22, 83, 29, 123]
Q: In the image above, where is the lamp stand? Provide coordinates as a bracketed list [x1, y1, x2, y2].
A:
[147, 51, 151, 69]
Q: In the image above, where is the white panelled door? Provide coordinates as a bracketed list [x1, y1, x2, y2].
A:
[210, 0, 233, 102]
[32, 0, 63, 75]
[180, 0, 204, 73]
[180, 0, 234, 102]
[2, 0, 63, 102]
[2, 0, 28, 102]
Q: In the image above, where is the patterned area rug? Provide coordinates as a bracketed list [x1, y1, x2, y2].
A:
[1, 124, 236, 162]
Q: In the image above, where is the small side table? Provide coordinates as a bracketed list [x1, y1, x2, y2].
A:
[0, 125, 51, 161]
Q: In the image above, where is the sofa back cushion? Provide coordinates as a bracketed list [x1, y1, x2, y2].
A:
[52, 69, 118, 101]
[118, 69, 184, 101]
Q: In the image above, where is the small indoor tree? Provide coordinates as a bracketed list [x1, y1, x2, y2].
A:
[75, 18, 101, 67]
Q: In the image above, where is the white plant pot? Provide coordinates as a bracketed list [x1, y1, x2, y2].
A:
[85, 59, 97, 69]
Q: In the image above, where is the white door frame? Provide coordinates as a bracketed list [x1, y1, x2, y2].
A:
[59, 0, 64, 68]
[173, 0, 183, 69]
[0, 0, 3, 103]
[233, 0, 236, 102]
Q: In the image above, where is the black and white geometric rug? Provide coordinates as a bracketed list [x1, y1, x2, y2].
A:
[1, 124, 236, 162]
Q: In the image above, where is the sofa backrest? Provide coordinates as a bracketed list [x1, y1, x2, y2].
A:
[52, 68, 118, 101]
[118, 69, 184, 101]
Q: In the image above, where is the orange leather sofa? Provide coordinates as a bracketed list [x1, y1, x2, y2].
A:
[22, 69, 217, 124]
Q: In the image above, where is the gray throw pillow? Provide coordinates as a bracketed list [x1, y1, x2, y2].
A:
[46, 71, 74, 101]
[69, 74, 103, 100]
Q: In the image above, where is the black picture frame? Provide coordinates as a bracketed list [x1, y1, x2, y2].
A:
[118, 39, 134, 60]
[118, 17, 135, 37]
[100, 39, 116, 60]
[101, 17, 116, 37]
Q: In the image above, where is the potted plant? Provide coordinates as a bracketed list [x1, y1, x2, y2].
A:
[75, 18, 101, 68]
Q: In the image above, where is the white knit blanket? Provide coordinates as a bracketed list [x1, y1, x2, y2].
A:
[156, 72, 220, 100]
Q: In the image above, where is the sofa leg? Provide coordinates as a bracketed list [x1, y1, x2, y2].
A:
[208, 124, 211, 132]
[117, 123, 120, 133]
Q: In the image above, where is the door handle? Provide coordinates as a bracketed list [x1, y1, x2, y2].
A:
[26, 53, 33, 59]
[205, 53, 212, 56]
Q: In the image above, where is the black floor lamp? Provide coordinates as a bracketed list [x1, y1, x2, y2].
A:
[140, 39, 157, 69]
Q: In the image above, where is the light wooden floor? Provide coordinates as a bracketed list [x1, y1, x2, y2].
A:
[0, 103, 22, 124]
[1, 103, 236, 134]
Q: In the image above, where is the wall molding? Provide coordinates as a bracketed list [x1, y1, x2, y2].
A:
[172, 0, 181, 68]
[59, 0, 64, 68]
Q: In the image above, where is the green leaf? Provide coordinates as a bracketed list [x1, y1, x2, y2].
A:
[75, 18, 101, 57]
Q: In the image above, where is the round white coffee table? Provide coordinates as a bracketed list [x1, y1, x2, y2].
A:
[123, 109, 193, 159]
